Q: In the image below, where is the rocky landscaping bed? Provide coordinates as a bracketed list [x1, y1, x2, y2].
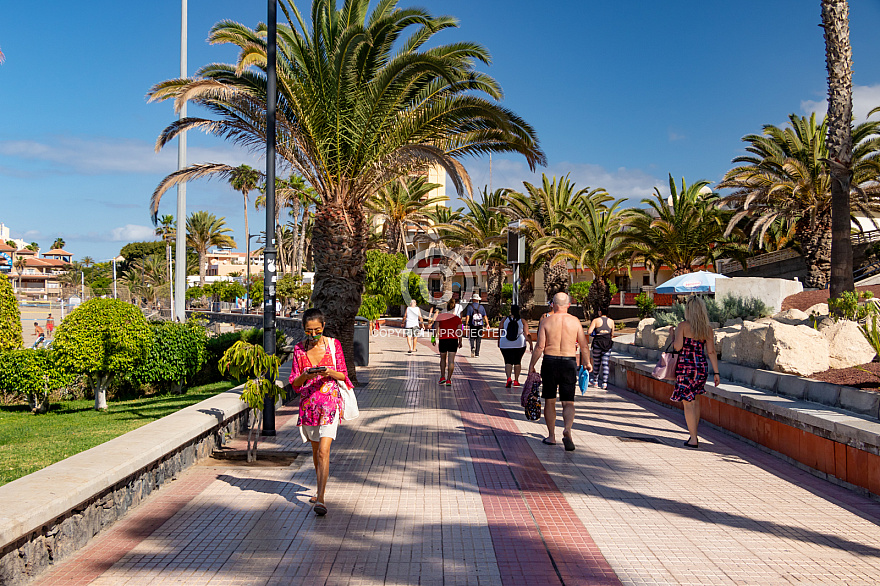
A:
[811, 362, 880, 392]
[780, 285, 880, 311]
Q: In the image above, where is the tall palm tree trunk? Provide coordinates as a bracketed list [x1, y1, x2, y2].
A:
[243, 194, 250, 281]
[198, 249, 206, 287]
[310, 203, 367, 384]
[290, 198, 301, 273]
[486, 261, 504, 320]
[823, 0, 854, 299]
[544, 261, 568, 300]
[801, 222, 833, 289]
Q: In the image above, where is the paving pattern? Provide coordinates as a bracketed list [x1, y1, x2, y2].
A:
[33, 331, 880, 585]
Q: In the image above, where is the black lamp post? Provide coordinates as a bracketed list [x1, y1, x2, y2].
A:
[262, 0, 278, 436]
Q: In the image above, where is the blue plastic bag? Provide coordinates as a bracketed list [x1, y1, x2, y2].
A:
[578, 365, 589, 395]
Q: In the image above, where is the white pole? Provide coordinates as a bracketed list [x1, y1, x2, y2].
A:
[113, 258, 117, 299]
[81, 271, 84, 300]
[174, 0, 188, 322]
[167, 243, 173, 313]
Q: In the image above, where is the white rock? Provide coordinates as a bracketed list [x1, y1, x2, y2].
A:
[714, 325, 742, 360]
[722, 321, 770, 368]
[763, 322, 829, 376]
[805, 303, 829, 316]
[643, 324, 673, 350]
[635, 318, 655, 346]
[773, 308, 810, 325]
[823, 320, 877, 369]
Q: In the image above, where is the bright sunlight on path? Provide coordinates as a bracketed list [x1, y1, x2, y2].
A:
[34, 331, 880, 585]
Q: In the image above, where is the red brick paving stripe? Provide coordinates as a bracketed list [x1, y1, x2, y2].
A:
[31, 468, 219, 586]
[447, 350, 623, 586]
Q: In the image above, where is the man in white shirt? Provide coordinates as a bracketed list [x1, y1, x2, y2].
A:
[403, 299, 424, 354]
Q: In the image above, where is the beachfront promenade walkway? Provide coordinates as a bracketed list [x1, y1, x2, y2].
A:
[34, 332, 880, 585]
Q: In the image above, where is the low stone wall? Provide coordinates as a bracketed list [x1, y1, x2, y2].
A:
[609, 345, 880, 499]
[0, 389, 251, 585]
[187, 311, 305, 344]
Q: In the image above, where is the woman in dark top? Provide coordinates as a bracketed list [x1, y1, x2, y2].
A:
[587, 308, 614, 389]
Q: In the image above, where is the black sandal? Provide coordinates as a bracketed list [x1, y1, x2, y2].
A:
[314, 502, 328, 516]
[542, 437, 556, 445]
[683, 440, 699, 449]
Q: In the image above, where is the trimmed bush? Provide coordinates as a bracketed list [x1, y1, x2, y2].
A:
[52, 299, 152, 410]
[653, 294, 771, 328]
[0, 274, 21, 351]
[0, 348, 73, 413]
[635, 292, 657, 319]
[358, 294, 385, 321]
[129, 320, 208, 393]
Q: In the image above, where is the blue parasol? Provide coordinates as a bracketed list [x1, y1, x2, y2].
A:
[655, 271, 729, 294]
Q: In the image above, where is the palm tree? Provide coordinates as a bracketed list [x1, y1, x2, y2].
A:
[718, 113, 880, 288]
[535, 199, 628, 317]
[501, 175, 609, 301]
[366, 177, 446, 254]
[186, 211, 237, 286]
[13, 255, 27, 293]
[437, 188, 508, 319]
[147, 0, 545, 377]
[228, 164, 261, 272]
[822, 0, 854, 299]
[81, 256, 95, 268]
[51, 238, 65, 250]
[25, 242, 39, 252]
[622, 175, 746, 278]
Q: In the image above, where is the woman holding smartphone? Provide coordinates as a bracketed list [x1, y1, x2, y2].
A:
[289, 308, 353, 516]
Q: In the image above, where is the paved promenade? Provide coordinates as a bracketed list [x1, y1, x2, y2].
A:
[34, 332, 880, 585]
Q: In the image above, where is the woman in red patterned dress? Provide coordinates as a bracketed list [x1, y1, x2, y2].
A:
[289, 308, 353, 516]
[671, 296, 720, 449]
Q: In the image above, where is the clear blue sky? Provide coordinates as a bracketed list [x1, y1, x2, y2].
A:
[2, 1, 880, 261]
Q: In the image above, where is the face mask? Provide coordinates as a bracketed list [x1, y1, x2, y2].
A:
[308, 332, 322, 341]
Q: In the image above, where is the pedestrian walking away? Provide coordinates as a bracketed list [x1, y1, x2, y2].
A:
[670, 296, 720, 449]
[289, 308, 354, 516]
[46, 314, 55, 338]
[450, 292, 465, 317]
[403, 299, 424, 354]
[528, 292, 591, 451]
[587, 308, 614, 389]
[498, 304, 533, 387]
[32, 322, 45, 349]
[464, 293, 487, 357]
[432, 298, 463, 385]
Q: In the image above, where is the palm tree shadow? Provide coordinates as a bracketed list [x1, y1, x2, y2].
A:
[217, 474, 311, 505]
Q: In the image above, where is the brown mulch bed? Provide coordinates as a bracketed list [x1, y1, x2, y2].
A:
[810, 362, 880, 392]
[780, 285, 880, 312]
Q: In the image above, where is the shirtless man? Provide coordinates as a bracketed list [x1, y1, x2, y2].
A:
[528, 292, 591, 451]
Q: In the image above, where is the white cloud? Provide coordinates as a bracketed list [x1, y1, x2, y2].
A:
[109, 225, 157, 242]
[0, 136, 261, 175]
[801, 83, 880, 122]
[459, 159, 663, 204]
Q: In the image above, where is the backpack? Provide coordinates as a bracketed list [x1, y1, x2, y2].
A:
[521, 372, 542, 421]
[505, 317, 519, 341]
[471, 307, 484, 326]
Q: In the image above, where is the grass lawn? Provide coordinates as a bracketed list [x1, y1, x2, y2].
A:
[0, 381, 237, 486]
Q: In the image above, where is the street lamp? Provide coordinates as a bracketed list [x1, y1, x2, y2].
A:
[262, 0, 278, 436]
[507, 221, 525, 306]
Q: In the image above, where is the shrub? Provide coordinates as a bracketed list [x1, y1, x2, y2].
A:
[829, 290, 875, 322]
[501, 283, 513, 302]
[358, 294, 385, 322]
[635, 292, 657, 319]
[0, 274, 21, 351]
[0, 349, 73, 413]
[653, 303, 685, 327]
[277, 274, 312, 308]
[197, 327, 285, 385]
[709, 295, 772, 323]
[51, 298, 152, 410]
[128, 320, 208, 393]
[569, 281, 591, 306]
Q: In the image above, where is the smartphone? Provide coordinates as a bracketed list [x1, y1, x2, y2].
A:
[307, 366, 327, 374]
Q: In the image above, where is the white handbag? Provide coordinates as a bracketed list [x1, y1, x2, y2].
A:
[326, 337, 359, 420]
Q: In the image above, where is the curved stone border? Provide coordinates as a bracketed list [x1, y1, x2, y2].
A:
[0, 387, 250, 585]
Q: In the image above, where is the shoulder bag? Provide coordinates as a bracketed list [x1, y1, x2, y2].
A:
[326, 337, 360, 420]
[651, 337, 679, 381]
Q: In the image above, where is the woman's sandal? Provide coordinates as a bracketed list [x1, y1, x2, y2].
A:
[309, 496, 317, 503]
[683, 440, 699, 449]
[314, 502, 328, 516]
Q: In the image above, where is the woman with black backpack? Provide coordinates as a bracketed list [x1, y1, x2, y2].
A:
[498, 304, 533, 387]
[587, 307, 615, 389]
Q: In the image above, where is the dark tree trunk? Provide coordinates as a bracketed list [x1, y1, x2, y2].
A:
[486, 261, 504, 321]
[310, 202, 367, 384]
[799, 221, 833, 289]
[587, 278, 612, 319]
[544, 261, 568, 301]
[519, 277, 535, 313]
[822, 0, 854, 300]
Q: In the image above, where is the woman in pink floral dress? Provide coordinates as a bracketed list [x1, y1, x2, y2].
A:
[289, 308, 353, 516]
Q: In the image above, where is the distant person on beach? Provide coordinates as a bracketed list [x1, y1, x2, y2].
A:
[432, 298, 463, 385]
[46, 314, 55, 337]
[404, 299, 424, 354]
[32, 322, 45, 349]
[464, 294, 487, 357]
[498, 304, 532, 387]
[289, 308, 353, 516]
[671, 296, 720, 449]
[587, 308, 614, 389]
[528, 293, 591, 451]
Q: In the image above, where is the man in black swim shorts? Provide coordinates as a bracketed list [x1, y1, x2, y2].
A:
[528, 293, 591, 451]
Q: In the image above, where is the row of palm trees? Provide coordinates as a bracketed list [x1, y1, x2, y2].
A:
[142, 0, 866, 374]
